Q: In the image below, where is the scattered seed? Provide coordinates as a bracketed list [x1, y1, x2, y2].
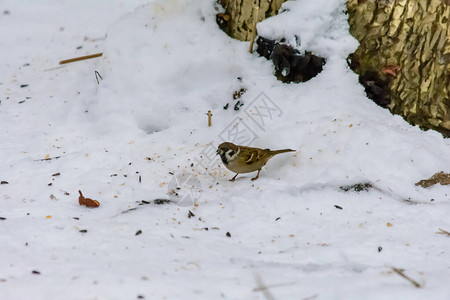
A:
[51, 172, 60, 176]
[169, 172, 174, 175]
[141, 200, 150, 204]
[20, 84, 29, 88]
[378, 246, 383, 252]
[110, 174, 118, 177]
[139, 175, 142, 183]
[188, 210, 195, 218]
[31, 270, 41, 275]
[73, 217, 79, 220]
[226, 232, 231, 237]
[48, 183, 52, 186]
[79, 229, 88, 233]
[0, 217, 6, 221]
[1, 181, 8, 184]
[223, 103, 229, 110]
[135, 230, 142, 236]
[275, 217, 281, 221]
[334, 205, 343, 210]
[137, 295, 145, 299]
[18, 100, 26, 104]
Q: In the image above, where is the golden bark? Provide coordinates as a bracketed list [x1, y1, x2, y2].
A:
[347, 0, 450, 136]
[217, 0, 287, 41]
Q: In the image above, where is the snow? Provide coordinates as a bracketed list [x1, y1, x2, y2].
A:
[1, 0, 450, 299]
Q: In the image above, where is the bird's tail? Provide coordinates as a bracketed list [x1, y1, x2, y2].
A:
[269, 148, 296, 156]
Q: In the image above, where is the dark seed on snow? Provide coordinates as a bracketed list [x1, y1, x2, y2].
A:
[135, 230, 142, 236]
[1, 181, 8, 184]
[334, 205, 343, 210]
[51, 172, 60, 176]
[20, 84, 29, 88]
[226, 232, 231, 237]
[79, 229, 88, 233]
[0, 217, 6, 221]
[31, 270, 40, 275]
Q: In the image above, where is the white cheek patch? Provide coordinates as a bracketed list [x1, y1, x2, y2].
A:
[225, 149, 239, 162]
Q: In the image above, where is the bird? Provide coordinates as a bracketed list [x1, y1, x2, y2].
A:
[216, 142, 295, 181]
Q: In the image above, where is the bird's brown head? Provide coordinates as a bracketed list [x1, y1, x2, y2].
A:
[217, 142, 239, 165]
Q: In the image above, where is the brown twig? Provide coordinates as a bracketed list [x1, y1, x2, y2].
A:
[436, 228, 450, 236]
[391, 267, 421, 288]
[207, 110, 212, 127]
[59, 53, 103, 65]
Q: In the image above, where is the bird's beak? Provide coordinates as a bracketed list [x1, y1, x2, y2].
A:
[216, 149, 220, 155]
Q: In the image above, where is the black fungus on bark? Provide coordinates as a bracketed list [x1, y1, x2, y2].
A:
[256, 36, 326, 83]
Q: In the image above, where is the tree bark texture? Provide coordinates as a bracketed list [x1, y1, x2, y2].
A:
[347, 0, 450, 136]
[218, 0, 287, 41]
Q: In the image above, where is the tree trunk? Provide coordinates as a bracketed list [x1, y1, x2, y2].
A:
[217, 0, 287, 41]
[347, 0, 450, 136]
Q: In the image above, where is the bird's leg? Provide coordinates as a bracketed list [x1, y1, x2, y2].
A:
[229, 173, 239, 182]
[251, 169, 261, 181]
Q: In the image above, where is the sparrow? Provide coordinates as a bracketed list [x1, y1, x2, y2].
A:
[216, 142, 295, 181]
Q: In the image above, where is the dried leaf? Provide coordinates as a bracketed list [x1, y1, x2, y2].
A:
[415, 172, 450, 188]
[78, 190, 100, 208]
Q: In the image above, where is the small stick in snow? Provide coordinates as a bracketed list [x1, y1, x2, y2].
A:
[391, 267, 422, 288]
[34, 156, 61, 161]
[59, 52, 103, 65]
[94, 70, 103, 84]
[253, 272, 276, 300]
[207, 110, 212, 127]
[436, 228, 450, 236]
[249, 6, 259, 53]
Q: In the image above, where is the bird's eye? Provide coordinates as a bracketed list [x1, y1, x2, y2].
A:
[228, 151, 234, 156]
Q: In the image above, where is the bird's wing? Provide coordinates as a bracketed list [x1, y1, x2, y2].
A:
[244, 148, 268, 165]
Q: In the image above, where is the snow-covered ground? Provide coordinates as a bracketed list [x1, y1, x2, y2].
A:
[1, 0, 450, 299]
